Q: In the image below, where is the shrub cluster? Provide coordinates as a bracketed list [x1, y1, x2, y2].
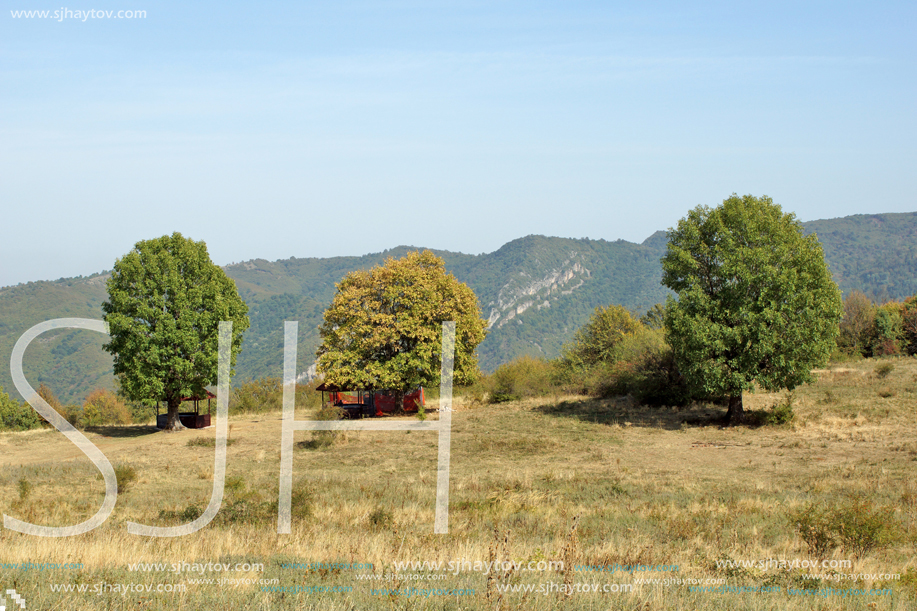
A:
[486, 356, 558, 403]
[837, 291, 917, 358]
[481, 304, 691, 407]
[230, 378, 322, 415]
[790, 496, 895, 559]
[0, 385, 44, 431]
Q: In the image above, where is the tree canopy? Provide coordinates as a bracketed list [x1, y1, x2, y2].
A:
[102, 233, 249, 430]
[661, 194, 842, 424]
[559, 304, 640, 371]
[315, 250, 487, 395]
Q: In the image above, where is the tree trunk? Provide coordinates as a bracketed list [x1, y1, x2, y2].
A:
[726, 393, 744, 425]
[164, 395, 185, 431]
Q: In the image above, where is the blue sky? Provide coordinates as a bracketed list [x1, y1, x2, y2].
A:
[1, 1, 914, 287]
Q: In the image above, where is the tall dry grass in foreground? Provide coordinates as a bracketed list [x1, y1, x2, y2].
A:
[1, 356, 916, 610]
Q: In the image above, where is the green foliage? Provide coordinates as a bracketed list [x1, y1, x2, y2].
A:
[903, 295, 917, 356]
[790, 496, 894, 559]
[837, 290, 876, 357]
[662, 194, 843, 423]
[768, 395, 796, 425]
[592, 327, 691, 406]
[367, 507, 394, 530]
[17, 477, 32, 501]
[559, 305, 640, 372]
[836, 292, 917, 359]
[114, 464, 137, 492]
[37, 382, 62, 412]
[81, 389, 131, 427]
[872, 303, 904, 356]
[486, 355, 558, 403]
[5, 215, 917, 403]
[229, 377, 322, 415]
[0, 385, 43, 431]
[874, 362, 894, 379]
[803, 212, 917, 300]
[102, 233, 250, 429]
[0, 274, 112, 405]
[301, 404, 346, 449]
[316, 250, 487, 393]
[748, 393, 796, 426]
[640, 303, 666, 330]
[230, 378, 281, 414]
[186, 436, 236, 448]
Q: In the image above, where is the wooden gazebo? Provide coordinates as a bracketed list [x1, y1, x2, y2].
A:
[156, 390, 215, 429]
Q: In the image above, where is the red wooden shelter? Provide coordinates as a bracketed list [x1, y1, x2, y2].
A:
[156, 390, 215, 429]
[315, 383, 424, 418]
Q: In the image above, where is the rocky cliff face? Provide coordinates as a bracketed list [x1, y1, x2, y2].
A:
[485, 255, 591, 328]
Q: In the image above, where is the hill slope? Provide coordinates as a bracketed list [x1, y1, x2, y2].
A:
[1, 212, 915, 403]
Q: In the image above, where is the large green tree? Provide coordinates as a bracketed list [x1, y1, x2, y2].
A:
[662, 194, 842, 424]
[316, 250, 487, 398]
[102, 233, 249, 430]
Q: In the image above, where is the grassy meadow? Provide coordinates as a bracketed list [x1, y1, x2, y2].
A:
[1, 356, 916, 610]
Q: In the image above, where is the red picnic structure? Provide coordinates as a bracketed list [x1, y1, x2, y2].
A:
[314, 383, 425, 418]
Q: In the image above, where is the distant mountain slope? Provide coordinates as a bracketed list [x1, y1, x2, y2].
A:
[0, 274, 110, 403]
[803, 212, 917, 301]
[1, 212, 915, 403]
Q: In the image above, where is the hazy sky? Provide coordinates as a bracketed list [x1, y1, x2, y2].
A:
[1, 1, 914, 287]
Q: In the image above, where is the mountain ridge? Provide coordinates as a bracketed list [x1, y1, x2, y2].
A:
[2, 211, 915, 403]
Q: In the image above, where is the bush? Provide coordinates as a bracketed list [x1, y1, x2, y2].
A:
[872, 304, 905, 356]
[186, 436, 236, 448]
[903, 295, 917, 356]
[37, 383, 63, 412]
[768, 396, 796, 425]
[368, 507, 394, 530]
[115, 464, 138, 492]
[231, 378, 282, 414]
[790, 496, 894, 559]
[592, 328, 691, 406]
[301, 405, 346, 449]
[0, 386, 43, 431]
[791, 504, 834, 557]
[63, 389, 132, 429]
[487, 356, 558, 403]
[560, 305, 641, 371]
[874, 362, 894, 379]
[17, 478, 32, 501]
[230, 378, 323, 415]
[837, 291, 876, 357]
[82, 389, 132, 427]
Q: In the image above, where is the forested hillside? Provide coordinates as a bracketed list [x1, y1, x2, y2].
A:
[1, 212, 914, 403]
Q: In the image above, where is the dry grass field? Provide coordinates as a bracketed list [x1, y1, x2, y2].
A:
[1, 356, 916, 610]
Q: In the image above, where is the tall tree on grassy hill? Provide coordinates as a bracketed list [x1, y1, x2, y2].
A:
[102, 233, 249, 430]
[662, 194, 842, 424]
[316, 250, 487, 402]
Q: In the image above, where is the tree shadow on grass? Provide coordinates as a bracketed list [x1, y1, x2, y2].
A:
[534, 396, 731, 430]
[85, 425, 162, 438]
